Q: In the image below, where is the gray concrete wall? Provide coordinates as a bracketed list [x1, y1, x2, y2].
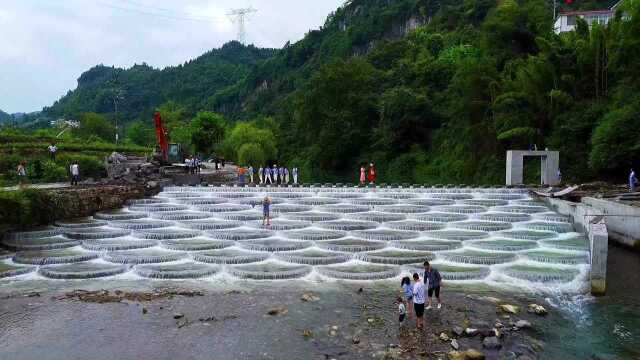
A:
[582, 198, 640, 249]
[542, 197, 609, 295]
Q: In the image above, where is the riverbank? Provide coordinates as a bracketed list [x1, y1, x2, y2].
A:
[0, 281, 549, 360]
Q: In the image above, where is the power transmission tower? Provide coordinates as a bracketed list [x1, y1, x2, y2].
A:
[227, 6, 257, 44]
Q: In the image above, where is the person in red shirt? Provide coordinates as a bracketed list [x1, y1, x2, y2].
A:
[367, 163, 377, 185]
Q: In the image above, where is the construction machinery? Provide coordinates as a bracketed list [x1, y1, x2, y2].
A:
[153, 112, 183, 165]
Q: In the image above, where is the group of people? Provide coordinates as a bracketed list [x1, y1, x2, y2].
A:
[398, 261, 442, 330]
[359, 163, 377, 185]
[237, 165, 300, 186]
[184, 155, 202, 174]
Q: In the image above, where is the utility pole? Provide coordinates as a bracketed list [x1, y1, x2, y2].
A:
[227, 7, 257, 44]
[112, 91, 124, 144]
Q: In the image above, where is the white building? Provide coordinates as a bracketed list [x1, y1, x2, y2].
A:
[554, 2, 623, 34]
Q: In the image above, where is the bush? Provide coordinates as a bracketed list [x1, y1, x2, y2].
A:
[57, 154, 106, 180]
[237, 143, 266, 167]
[39, 161, 68, 183]
[0, 189, 57, 229]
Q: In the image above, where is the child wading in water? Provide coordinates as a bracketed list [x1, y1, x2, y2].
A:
[401, 276, 413, 319]
[262, 196, 272, 226]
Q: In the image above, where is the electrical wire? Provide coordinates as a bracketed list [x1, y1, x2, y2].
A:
[97, 0, 226, 23]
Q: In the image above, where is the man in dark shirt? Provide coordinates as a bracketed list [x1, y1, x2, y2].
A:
[423, 261, 442, 310]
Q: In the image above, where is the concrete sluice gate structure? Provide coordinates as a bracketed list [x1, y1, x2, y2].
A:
[0, 186, 592, 294]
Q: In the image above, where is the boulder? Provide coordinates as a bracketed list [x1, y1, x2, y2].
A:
[527, 304, 548, 316]
[465, 328, 479, 337]
[448, 351, 465, 360]
[439, 332, 450, 342]
[482, 336, 502, 350]
[499, 304, 519, 314]
[515, 320, 532, 329]
[453, 326, 465, 337]
[451, 339, 460, 350]
[465, 349, 486, 360]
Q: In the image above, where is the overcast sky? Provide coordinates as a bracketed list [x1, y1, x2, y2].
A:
[0, 0, 344, 113]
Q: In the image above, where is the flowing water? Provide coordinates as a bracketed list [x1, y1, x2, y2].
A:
[3, 185, 639, 358]
[1, 185, 590, 291]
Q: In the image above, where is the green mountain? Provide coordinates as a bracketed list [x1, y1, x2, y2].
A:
[42, 0, 640, 184]
[43, 41, 277, 121]
[0, 109, 11, 123]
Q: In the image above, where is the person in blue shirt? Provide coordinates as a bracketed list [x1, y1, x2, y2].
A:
[279, 167, 285, 185]
[630, 169, 638, 192]
[423, 261, 442, 310]
[265, 166, 272, 184]
[272, 165, 279, 184]
[401, 276, 413, 319]
[284, 167, 290, 184]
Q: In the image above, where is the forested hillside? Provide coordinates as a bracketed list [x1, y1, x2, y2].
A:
[36, 0, 640, 184]
[0, 109, 11, 123]
[43, 42, 277, 121]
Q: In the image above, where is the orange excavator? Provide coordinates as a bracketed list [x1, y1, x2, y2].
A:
[153, 112, 183, 165]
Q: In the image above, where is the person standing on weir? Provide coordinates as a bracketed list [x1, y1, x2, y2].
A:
[70, 161, 80, 186]
[292, 167, 299, 185]
[630, 169, 638, 192]
[248, 166, 254, 184]
[258, 166, 264, 184]
[273, 165, 279, 185]
[265, 166, 272, 184]
[359, 165, 366, 186]
[368, 163, 377, 185]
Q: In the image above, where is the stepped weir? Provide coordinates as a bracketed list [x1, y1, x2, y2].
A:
[1, 185, 597, 294]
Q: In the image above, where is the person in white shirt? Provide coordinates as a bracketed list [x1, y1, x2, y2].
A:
[48, 143, 58, 161]
[412, 273, 425, 329]
[69, 161, 80, 186]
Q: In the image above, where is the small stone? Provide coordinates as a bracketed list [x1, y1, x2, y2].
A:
[494, 322, 503, 328]
[331, 325, 339, 331]
[368, 318, 375, 324]
[527, 304, 548, 316]
[173, 313, 184, 319]
[267, 306, 288, 316]
[493, 328, 501, 338]
[451, 339, 459, 350]
[142, 307, 148, 314]
[499, 304, 519, 314]
[439, 332, 450, 342]
[465, 349, 486, 360]
[465, 328, 478, 337]
[515, 320, 532, 329]
[480, 296, 502, 304]
[301, 292, 319, 302]
[329, 330, 337, 337]
[352, 337, 360, 344]
[452, 326, 464, 336]
[302, 329, 313, 338]
[448, 351, 465, 360]
[482, 336, 501, 350]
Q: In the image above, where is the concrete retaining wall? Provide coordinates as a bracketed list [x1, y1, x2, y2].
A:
[542, 197, 609, 295]
[581, 198, 640, 249]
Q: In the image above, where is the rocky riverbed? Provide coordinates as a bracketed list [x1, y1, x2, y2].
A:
[0, 282, 550, 360]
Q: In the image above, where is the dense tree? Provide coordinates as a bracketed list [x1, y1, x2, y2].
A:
[74, 113, 116, 142]
[191, 111, 226, 156]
